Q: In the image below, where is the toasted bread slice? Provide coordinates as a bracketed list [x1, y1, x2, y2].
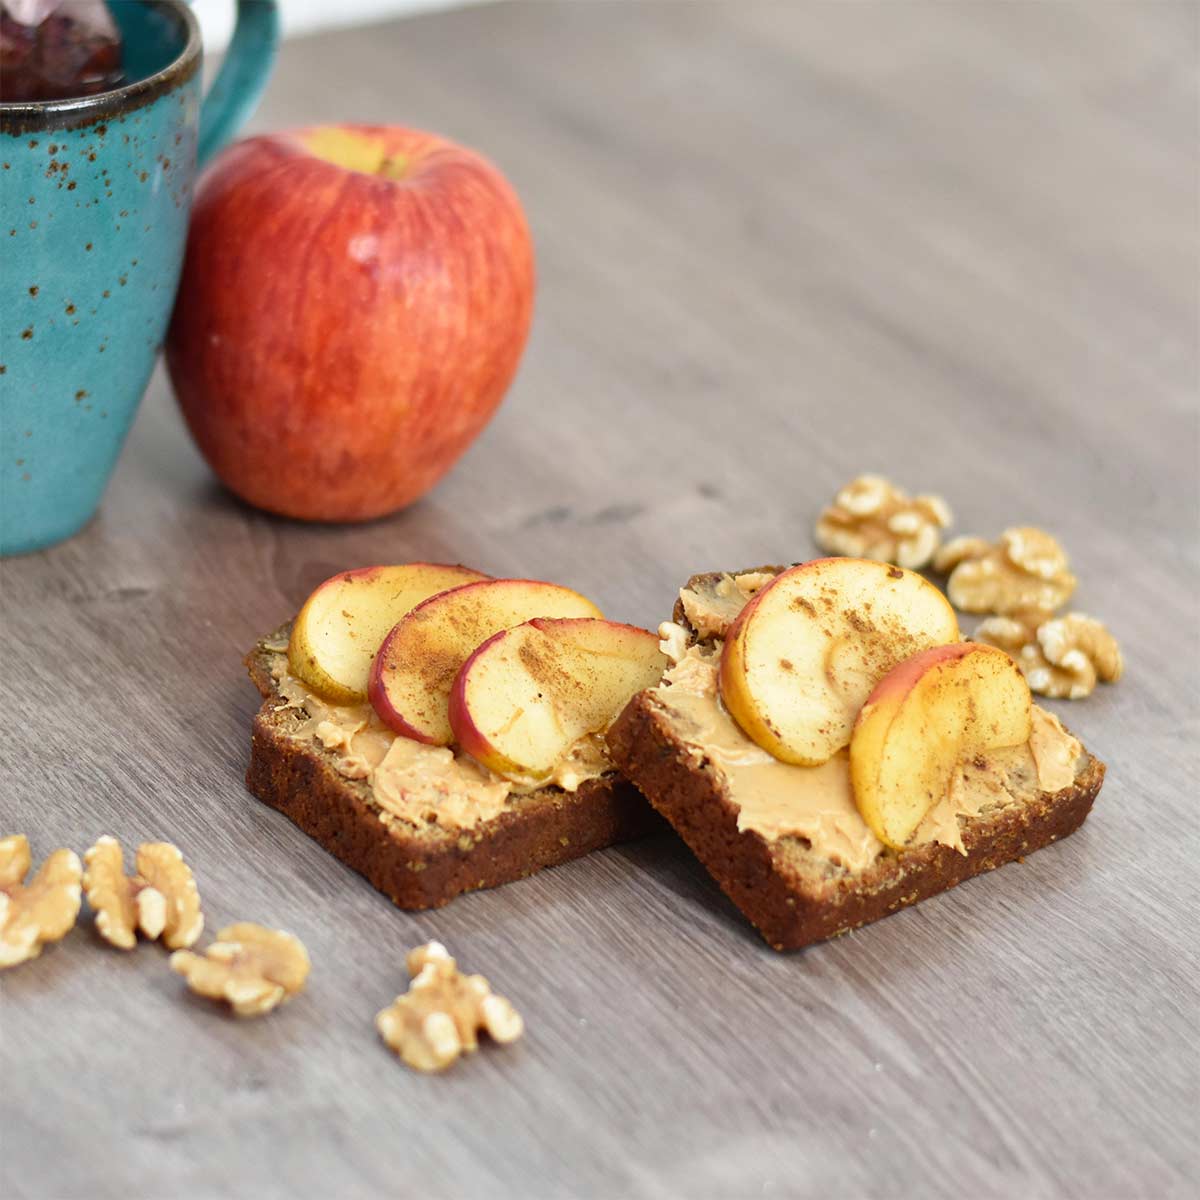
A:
[245, 626, 658, 910]
[606, 568, 1105, 951]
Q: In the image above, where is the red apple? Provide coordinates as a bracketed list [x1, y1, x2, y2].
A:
[165, 124, 535, 521]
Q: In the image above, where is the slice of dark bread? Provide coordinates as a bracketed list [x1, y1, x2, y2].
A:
[606, 568, 1106, 951]
[245, 626, 659, 910]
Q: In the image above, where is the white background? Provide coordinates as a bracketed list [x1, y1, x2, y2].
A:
[192, 0, 492, 54]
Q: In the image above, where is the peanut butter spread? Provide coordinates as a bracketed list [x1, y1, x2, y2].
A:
[266, 651, 610, 832]
[653, 623, 1083, 871]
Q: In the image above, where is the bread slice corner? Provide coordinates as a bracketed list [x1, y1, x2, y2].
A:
[606, 569, 1106, 951]
[244, 625, 658, 911]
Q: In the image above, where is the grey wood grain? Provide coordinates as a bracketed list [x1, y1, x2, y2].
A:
[2, 3, 1197, 1197]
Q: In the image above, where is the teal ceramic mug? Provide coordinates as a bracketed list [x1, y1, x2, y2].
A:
[0, 0, 278, 555]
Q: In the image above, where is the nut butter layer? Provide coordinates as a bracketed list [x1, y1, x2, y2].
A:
[606, 568, 1105, 952]
[245, 627, 659, 911]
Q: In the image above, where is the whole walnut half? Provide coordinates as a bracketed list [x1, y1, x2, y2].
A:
[170, 923, 310, 1017]
[0, 835, 82, 968]
[934, 527, 1076, 615]
[815, 474, 952, 570]
[377, 942, 524, 1072]
[83, 837, 204, 951]
[975, 611, 1122, 700]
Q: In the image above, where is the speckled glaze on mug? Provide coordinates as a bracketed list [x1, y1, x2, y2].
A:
[0, 0, 277, 556]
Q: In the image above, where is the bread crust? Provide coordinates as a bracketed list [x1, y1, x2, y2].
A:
[606, 566, 1106, 951]
[244, 637, 657, 910]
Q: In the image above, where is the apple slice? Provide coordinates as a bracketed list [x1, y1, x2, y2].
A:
[849, 642, 1033, 849]
[449, 618, 667, 779]
[719, 558, 960, 765]
[287, 563, 487, 703]
[369, 579, 604, 743]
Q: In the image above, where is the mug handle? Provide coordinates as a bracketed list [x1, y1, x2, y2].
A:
[196, 0, 281, 167]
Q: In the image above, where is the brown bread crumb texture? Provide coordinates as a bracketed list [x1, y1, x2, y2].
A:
[245, 634, 659, 911]
[605, 568, 1105, 951]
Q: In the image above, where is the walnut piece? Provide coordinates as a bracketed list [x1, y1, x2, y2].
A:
[934, 526, 1077, 614]
[376, 941, 524, 1072]
[815, 474, 952, 570]
[658, 620, 691, 665]
[83, 837, 204, 951]
[170, 923, 310, 1016]
[135, 842, 204, 948]
[0, 835, 82, 968]
[974, 611, 1122, 700]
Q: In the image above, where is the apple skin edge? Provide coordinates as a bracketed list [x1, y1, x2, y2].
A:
[716, 559, 848, 758]
[718, 556, 936, 698]
[365, 579, 604, 744]
[447, 617, 665, 777]
[717, 557, 960, 765]
[850, 641, 1032, 848]
[445, 625, 526, 776]
[716, 573, 773, 741]
[367, 626, 443, 744]
[857, 641, 978, 710]
[854, 641, 1032, 745]
[165, 124, 535, 522]
[288, 562, 488, 703]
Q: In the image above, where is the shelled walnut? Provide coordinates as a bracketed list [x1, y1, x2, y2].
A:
[0, 835, 82, 968]
[974, 611, 1123, 700]
[83, 836, 204, 950]
[815, 475, 952, 570]
[376, 941, 524, 1072]
[170, 923, 310, 1016]
[934, 526, 1076, 615]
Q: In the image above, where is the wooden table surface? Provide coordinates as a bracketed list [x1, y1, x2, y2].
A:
[3, 3, 1197, 1197]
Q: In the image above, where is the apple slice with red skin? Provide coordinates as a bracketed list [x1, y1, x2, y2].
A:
[719, 558, 960, 765]
[449, 618, 668, 780]
[850, 642, 1033, 849]
[287, 562, 488, 704]
[369, 579, 603, 744]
